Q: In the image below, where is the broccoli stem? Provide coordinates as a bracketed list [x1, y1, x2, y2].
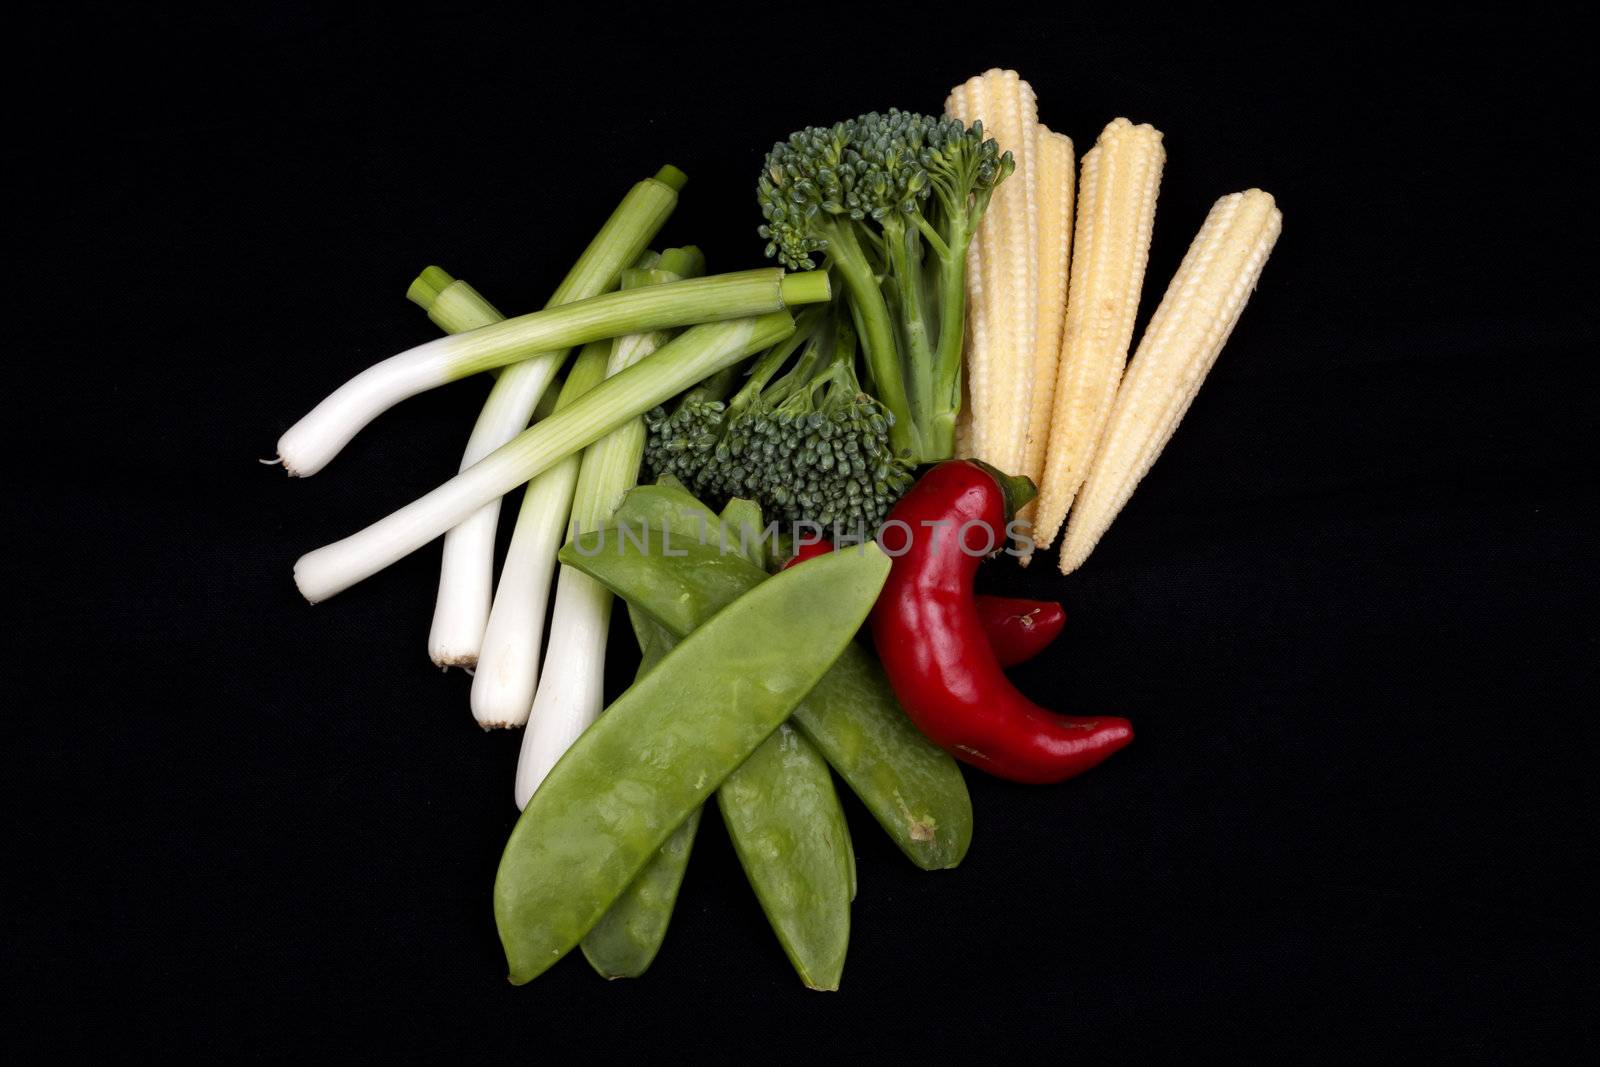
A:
[819, 219, 922, 461]
[767, 328, 827, 408]
[680, 364, 739, 407]
[926, 210, 976, 459]
[729, 305, 824, 416]
[881, 216, 936, 451]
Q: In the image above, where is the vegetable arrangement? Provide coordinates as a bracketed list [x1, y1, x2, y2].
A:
[273, 66, 1280, 988]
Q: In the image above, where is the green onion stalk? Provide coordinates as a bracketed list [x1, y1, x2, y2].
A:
[406, 169, 681, 667]
[279, 263, 812, 479]
[512, 248, 704, 799]
[291, 286, 821, 602]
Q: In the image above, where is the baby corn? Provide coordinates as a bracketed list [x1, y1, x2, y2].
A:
[1020, 127, 1075, 540]
[1033, 119, 1165, 555]
[946, 69, 1038, 475]
[1059, 189, 1282, 574]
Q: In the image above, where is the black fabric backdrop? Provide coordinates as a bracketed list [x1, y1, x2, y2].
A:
[6, 7, 1597, 1060]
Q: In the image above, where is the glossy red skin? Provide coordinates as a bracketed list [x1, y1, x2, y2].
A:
[867, 461, 1134, 784]
[785, 543, 1062, 667]
[974, 596, 1066, 668]
[782, 539, 837, 568]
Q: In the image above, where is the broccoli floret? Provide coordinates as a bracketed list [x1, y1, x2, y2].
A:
[758, 109, 1012, 463]
[644, 307, 915, 530]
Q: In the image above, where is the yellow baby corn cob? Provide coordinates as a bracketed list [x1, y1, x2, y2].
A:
[1059, 188, 1282, 574]
[946, 69, 1038, 475]
[1033, 119, 1165, 554]
[1018, 126, 1075, 545]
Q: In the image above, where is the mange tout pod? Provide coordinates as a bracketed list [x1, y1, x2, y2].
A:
[713, 497, 853, 991]
[569, 482, 974, 871]
[494, 543, 890, 984]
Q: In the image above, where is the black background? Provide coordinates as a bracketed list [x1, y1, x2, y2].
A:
[6, 6, 1597, 1060]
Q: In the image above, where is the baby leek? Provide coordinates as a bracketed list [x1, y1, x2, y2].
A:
[408, 168, 682, 667]
[468, 340, 611, 727]
[512, 249, 704, 804]
[293, 306, 810, 602]
[405, 270, 521, 670]
[275, 268, 826, 478]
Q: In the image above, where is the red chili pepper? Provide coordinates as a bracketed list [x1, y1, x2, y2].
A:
[867, 460, 1133, 784]
[782, 538, 836, 568]
[973, 596, 1066, 668]
[784, 542, 1064, 668]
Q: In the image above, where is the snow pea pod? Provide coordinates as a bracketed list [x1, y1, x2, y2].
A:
[714, 498, 853, 990]
[578, 633, 702, 979]
[580, 496, 754, 977]
[577, 807, 700, 978]
[617, 475, 719, 652]
[565, 487, 972, 870]
[719, 721, 852, 989]
[581, 488, 753, 979]
[716, 514, 855, 911]
[495, 542, 889, 984]
[716, 497, 769, 566]
[622, 484, 853, 906]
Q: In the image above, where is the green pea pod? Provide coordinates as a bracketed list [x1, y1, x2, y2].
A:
[577, 806, 701, 978]
[578, 634, 701, 979]
[800, 641, 969, 869]
[716, 497, 771, 566]
[714, 498, 853, 989]
[580, 488, 755, 979]
[718, 721, 852, 989]
[634, 483, 862, 898]
[618, 472, 716, 529]
[718, 499, 766, 568]
[841, 791, 857, 902]
[495, 541, 889, 984]
[617, 476, 719, 651]
[625, 598, 661, 658]
[566, 493, 972, 870]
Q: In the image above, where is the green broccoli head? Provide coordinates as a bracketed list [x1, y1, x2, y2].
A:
[643, 308, 916, 528]
[758, 110, 1011, 270]
[921, 116, 1014, 223]
[756, 108, 1014, 464]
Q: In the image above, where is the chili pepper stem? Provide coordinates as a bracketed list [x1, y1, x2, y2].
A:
[968, 459, 1038, 520]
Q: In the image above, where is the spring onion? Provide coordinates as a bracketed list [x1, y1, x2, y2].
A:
[409, 169, 682, 667]
[293, 305, 811, 602]
[466, 340, 611, 727]
[275, 268, 826, 478]
[404, 270, 520, 668]
[513, 248, 705, 802]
